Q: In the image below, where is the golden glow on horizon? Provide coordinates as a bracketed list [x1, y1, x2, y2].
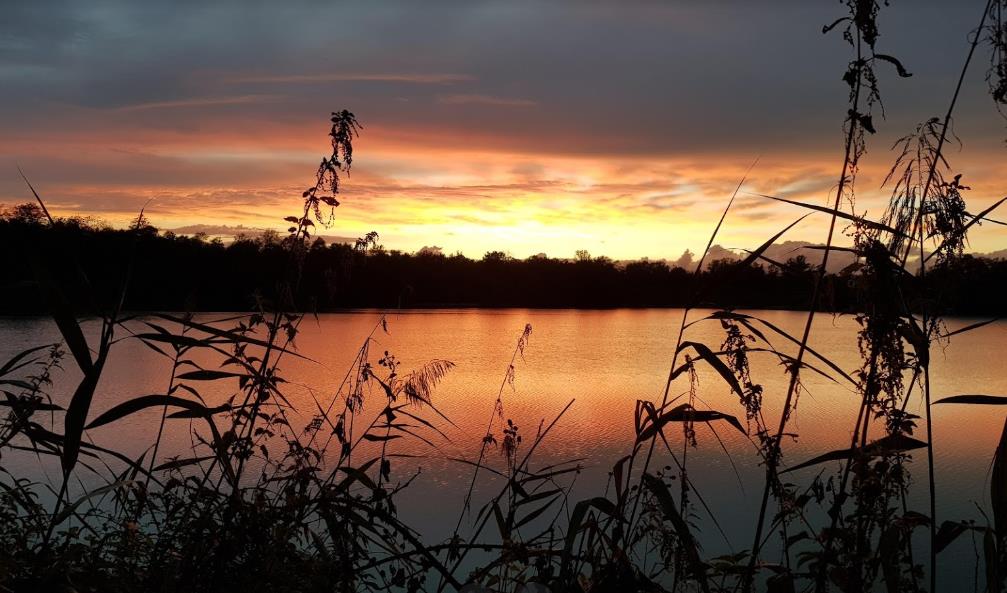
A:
[3, 113, 1007, 260]
[3, 0, 1007, 261]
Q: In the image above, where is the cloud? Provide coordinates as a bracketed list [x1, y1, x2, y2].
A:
[1, 0, 1004, 260]
[690, 241, 858, 273]
[115, 94, 280, 112]
[168, 223, 356, 244]
[436, 94, 538, 108]
[227, 73, 473, 85]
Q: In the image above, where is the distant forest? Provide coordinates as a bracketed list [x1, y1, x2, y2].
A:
[2, 203, 1005, 315]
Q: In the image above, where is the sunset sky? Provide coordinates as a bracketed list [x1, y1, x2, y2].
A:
[2, 0, 1006, 260]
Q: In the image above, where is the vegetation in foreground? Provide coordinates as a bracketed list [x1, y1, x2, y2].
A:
[3, 1, 1007, 592]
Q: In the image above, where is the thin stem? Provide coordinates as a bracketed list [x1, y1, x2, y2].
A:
[745, 28, 864, 593]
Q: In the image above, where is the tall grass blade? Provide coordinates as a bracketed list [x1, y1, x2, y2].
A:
[746, 192, 908, 238]
[782, 434, 928, 474]
[51, 480, 133, 527]
[637, 403, 746, 443]
[942, 318, 1001, 338]
[86, 395, 215, 429]
[28, 257, 92, 374]
[675, 341, 744, 398]
[62, 365, 102, 476]
[934, 395, 1007, 405]
[993, 417, 1007, 549]
[739, 214, 810, 268]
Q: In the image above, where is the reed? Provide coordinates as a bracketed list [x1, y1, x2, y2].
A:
[4, 2, 1007, 592]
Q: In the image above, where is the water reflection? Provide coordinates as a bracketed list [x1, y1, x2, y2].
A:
[1, 308, 1004, 588]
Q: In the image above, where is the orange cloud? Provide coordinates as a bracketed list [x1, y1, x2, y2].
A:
[226, 73, 473, 85]
[2, 100, 1006, 262]
[115, 95, 281, 112]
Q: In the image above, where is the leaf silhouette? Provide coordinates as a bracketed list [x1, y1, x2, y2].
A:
[675, 341, 744, 398]
[176, 370, 247, 381]
[62, 363, 103, 476]
[86, 395, 213, 429]
[993, 417, 1007, 546]
[935, 521, 970, 554]
[874, 53, 912, 77]
[942, 318, 1000, 339]
[29, 256, 92, 374]
[739, 214, 810, 269]
[51, 480, 133, 527]
[782, 434, 928, 474]
[637, 403, 746, 444]
[747, 192, 908, 239]
[933, 395, 1007, 406]
[561, 497, 620, 582]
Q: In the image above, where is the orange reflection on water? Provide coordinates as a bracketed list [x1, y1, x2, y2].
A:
[2, 309, 1005, 584]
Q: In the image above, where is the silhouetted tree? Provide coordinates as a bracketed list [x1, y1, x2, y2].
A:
[2, 206, 1004, 314]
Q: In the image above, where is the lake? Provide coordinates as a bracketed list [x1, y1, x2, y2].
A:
[2, 308, 1005, 589]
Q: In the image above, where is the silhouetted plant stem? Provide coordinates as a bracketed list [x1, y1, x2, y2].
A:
[146, 326, 187, 485]
[230, 310, 283, 489]
[311, 316, 384, 455]
[437, 324, 531, 590]
[7, 8, 1007, 585]
[452, 324, 531, 530]
[923, 361, 938, 590]
[745, 26, 866, 593]
[901, 5, 993, 589]
[623, 162, 756, 547]
[440, 399, 574, 593]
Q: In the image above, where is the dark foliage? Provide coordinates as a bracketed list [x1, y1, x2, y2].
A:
[4, 2, 1007, 592]
[2, 213, 1004, 314]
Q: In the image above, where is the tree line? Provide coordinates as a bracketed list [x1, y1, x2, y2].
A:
[2, 203, 1004, 315]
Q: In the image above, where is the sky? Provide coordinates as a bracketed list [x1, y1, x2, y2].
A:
[1, 0, 1006, 260]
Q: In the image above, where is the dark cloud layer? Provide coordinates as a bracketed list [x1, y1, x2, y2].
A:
[2, 0, 998, 154]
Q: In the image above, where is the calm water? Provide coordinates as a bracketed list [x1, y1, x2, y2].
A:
[2, 308, 1005, 588]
